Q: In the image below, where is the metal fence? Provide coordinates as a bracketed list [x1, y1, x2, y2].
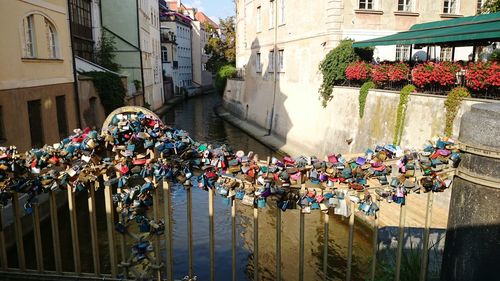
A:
[0, 165, 453, 281]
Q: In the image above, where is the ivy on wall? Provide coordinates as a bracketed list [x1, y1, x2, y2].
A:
[393, 84, 416, 146]
[82, 71, 126, 115]
[359, 81, 375, 118]
[444, 87, 470, 137]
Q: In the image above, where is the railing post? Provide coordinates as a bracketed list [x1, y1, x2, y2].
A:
[187, 185, 194, 279]
[231, 197, 237, 281]
[419, 191, 434, 281]
[276, 205, 282, 281]
[104, 176, 118, 277]
[162, 179, 174, 281]
[253, 198, 259, 281]
[67, 186, 81, 274]
[11, 193, 25, 271]
[115, 172, 127, 279]
[49, 190, 62, 274]
[395, 204, 406, 281]
[370, 207, 380, 281]
[32, 202, 44, 272]
[346, 200, 355, 281]
[209, 186, 215, 281]
[322, 210, 329, 281]
[299, 181, 305, 281]
[153, 181, 162, 281]
[88, 182, 101, 276]
[0, 206, 8, 270]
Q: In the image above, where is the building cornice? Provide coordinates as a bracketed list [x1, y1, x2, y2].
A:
[19, 0, 66, 14]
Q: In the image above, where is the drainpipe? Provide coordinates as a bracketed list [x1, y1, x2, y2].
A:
[67, 0, 82, 128]
[267, 0, 278, 135]
[137, 0, 146, 106]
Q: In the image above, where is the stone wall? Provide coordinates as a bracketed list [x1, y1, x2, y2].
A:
[223, 81, 499, 157]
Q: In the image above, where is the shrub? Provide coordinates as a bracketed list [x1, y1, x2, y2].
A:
[318, 39, 360, 106]
[83, 71, 126, 115]
[370, 63, 410, 86]
[359, 81, 375, 118]
[465, 61, 500, 91]
[371, 64, 391, 84]
[393, 84, 416, 145]
[444, 87, 470, 137]
[346, 61, 371, 82]
[215, 64, 237, 94]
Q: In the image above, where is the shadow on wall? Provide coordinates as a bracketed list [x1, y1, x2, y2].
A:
[223, 37, 293, 152]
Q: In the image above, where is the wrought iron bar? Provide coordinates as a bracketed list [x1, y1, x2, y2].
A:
[32, 203, 43, 272]
[11, 193, 25, 271]
[152, 181, 161, 281]
[419, 192, 434, 281]
[231, 198, 236, 281]
[49, 191, 62, 274]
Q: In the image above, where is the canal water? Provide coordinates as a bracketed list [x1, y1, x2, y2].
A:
[11, 93, 372, 281]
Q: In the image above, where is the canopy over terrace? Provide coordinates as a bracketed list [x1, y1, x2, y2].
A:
[352, 12, 500, 49]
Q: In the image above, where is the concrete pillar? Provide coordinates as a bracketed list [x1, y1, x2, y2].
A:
[441, 103, 500, 281]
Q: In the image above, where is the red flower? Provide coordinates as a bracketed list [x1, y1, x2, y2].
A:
[466, 61, 500, 90]
[345, 61, 371, 81]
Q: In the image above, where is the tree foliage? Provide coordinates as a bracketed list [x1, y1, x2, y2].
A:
[83, 71, 126, 115]
[204, 16, 236, 72]
[215, 64, 237, 94]
[94, 34, 120, 72]
[481, 0, 500, 13]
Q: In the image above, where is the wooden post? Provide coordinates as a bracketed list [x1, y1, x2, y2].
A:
[187, 185, 194, 279]
[371, 210, 379, 281]
[232, 197, 237, 281]
[153, 182, 161, 281]
[49, 191, 62, 274]
[115, 172, 127, 278]
[299, 181, 305, 281]
[276, 207, 282, 281]
[0, 206, 7, 270]
[253, 201, 259, 281]
[323, 212, 329, 281]
[209, 187, 215, 281]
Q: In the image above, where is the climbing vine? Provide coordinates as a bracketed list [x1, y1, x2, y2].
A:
[444, 87, 470, 137]
[359, 81, 375, 118]
[393, 84, 416, 146]
[83, 71, 126, 115]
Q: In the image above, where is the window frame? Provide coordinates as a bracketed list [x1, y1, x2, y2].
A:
[269, 0, 275, 29]
[256, 52, 261, 73]
[397, 0, 413, 12]
[279, 0, 285, 25]
[395, 45, 411, 61]
[443, 0, 458, 14]
[358, 0, 374, 10]
[278, 49, 284, 72]
[256, 6, 262, 32]
[46, 19, 59, 59]
[440, 47, 453, 61]
[268, 50, 275, 72]
[23, 15, 36, 58]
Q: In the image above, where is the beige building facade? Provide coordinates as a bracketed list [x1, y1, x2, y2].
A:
[0, 0, 78, 151]
[230, 0, 481, 155]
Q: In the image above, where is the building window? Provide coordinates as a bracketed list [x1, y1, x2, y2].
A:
[443, 0, 457, 13]
[398, 0, 413, 11]
[56, 96, 68, 138]
[23, 15, 36, 57]
[269, 0, 275, 28]
[359, 0, 374, 9]
[257, 6, 261, 32]
[279, 0, 285, 25]
[440, 47, 453, 61]
[395, 45, 410, 61]
[476, 0, 483, 13]
[256, 52, 261, 72]
[46, 20, 59, 58]
[269, 50, 274, 72]
[162, 46, 168, 62]
[278, 50, 284, 72]
[28, 100, 44, 148]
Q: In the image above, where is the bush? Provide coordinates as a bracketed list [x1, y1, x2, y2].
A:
[411, 62, 460, 88]
[444, 87, 470, 137]
[359, 81, 375, 118]
[318, 39, 360, 106]
[393, 84, 416, 145]
[83, 71, 126, 115]
[215, 64, 237, 94]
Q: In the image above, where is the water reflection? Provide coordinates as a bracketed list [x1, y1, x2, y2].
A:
[161, 94, 372, 281]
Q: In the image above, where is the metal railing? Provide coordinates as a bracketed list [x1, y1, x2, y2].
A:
[0, 165, 453, 281]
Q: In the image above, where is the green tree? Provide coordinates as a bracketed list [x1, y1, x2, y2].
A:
[204, 16, 236, 72]
[94, 34, 120, 72]
[481, 0, 500, 13]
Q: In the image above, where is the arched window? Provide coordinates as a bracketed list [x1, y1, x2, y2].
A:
[46, 19, 59, 58]
[23, 15, 36, 57]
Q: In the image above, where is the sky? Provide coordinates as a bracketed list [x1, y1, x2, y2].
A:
[181, 0, 235, 23]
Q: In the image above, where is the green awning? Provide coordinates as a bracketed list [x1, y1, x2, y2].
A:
[352, 12, 500, 48]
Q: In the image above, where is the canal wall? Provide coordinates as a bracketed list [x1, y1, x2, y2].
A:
[223, 79, 498, 157]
